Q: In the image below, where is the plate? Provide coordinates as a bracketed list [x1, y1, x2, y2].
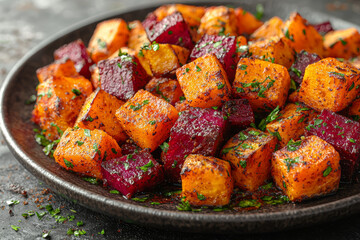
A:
[1, 0, 360, 234]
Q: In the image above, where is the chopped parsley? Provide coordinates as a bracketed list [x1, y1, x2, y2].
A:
[138, 160, 154, 172]
[196, 65, 201, 72]
[239, 199, 261, 208]
[149, 120, 156, 125]
[197, 192, 206, 201]
[63, 159, 74, 168]
[84, 129, 91, 137]
[287, 139, 301, 151]
[82, 177, 99, 185]
[11, 225, 20, 232]
[290, 67, 302, 77]
[323, 166, 332, 177]
[130, 100, 149, 111]
[160, 142, 169, 153]
[283, 157, 300, 172]
[258, 106, 281, 131]
[110, 190, 120, 194]
[255, 3, 264, 20]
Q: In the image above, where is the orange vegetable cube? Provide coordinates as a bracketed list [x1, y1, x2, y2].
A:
[235, 7, 263, 35]
[181, 154, 233, 206]
[176, 53, 231, 108]
[145, 77, 184, 105]
[90, 66, 100, 89]
[324, 28, 360, 59]
[36, 59, 78, 83]
[345, 98, 360, 121]
[250, 16, 284, 40]
[127, 20, 150, 53]
[115, 89, 178, 152]
[271, 135, 341, 202]
[236, 36, 248, 59]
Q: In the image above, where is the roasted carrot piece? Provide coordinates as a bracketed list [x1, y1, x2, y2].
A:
[54, 128, 122, 179]
[176, 53, 231, 108]
[234, 7, 263, 35]
[324, 28, 360, 59]
[115, 89, 179, 152]
[145, 77, 184, 105]
[36, 59, 78, 83]
[271, 135, 341, 202]
[181, 154, 233, 206]
[250, 16, 284, 40]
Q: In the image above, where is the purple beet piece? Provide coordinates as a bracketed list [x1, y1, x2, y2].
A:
[222, 99, 254, 128]
[304, 109, 360, 182]
[161, 107, 226, 182]
[98, 54, 150, 101]
[142, 12, 158, 31]
[312, 21, 334, 35]
[190, 34, 237, 81]
[101, 150, 164, 198]
[146, 12, 193, 50]
[54, 39, 93, 79]
[120, 142, 141, 155]
[289, 50, 321, 84]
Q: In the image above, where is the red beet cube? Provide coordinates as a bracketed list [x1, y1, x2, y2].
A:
[222, 99, 254, 128]
[304, 109, 360, 181]
[146, 12, 193, 50]
[312, 21, 334, 35]
[190, 34, 237, 81]
[101, 150, 164, 198]
[289, 50, 321, 84]
[161, 107, 226, 182]
[54, 39, 93, 79]
[98, 55, 149, 101]
[142, 12, 158, 31]
[120, 142, 141, 155]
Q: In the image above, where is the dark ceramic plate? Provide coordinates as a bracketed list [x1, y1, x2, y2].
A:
[1, 0, 360, 234]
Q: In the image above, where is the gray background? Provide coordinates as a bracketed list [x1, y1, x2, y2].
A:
[1, 0, 360, 239]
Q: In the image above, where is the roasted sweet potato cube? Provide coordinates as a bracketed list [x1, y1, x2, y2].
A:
[36, 59, 78, 83]
[221, 128, 277, 191]
[181, 154, 233, 206]
[140, 43, 189, 77]
[54, 39, 93, 79]
[271, 135, 341, 202]
[115, 89, 178, 152]
[88, 18, 129, 63]
[232, 58, 290, 112]
[235, 36, 248, 59]
[234, 7, 263, 35]
[174, 99, 192, 112]
[54, 128, 122, 179]
[266, 103, 317, 147]
[198, 6, 237, 37]
[190, 34, 237, 81]
[145, 77, 184, 105]
[128, 21, 150, 53]
[101, 150, 164, 198]
[146, 12, 193, 50]
[288, 91, 299, 103]
[249, 36, 295, 69]
[176, 54, 231, 108]
[298, 58, 360, 112]
[90, 65, 100, 89]
[282, 12, 324, 57]
[32, 75, 93, 141]
[288, 50, 321, 84]
[304, 110, 360, 181]
[250, 16, 284, 40]
[161, 107, 226, 182]
[75, 88, 127, 143]
[98, 54, 150, 101]
[221, 99, 255, 128]
[324, 28, 360, 59]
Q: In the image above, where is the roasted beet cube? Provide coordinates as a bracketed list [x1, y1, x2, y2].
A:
[312, 21, 334, 35]
[98, 54, 149, 101]
[54, 39, 93, 79]
[101, 150, 164, 198]
[120, 141, 141, 155]
[161, 107, 226, 182]
[190, 34, 237, 81]
[146, 12, 193, 50]
[289, 50, 321, 84]
[142, 12, 158, 31]
[304, 109, 360, 181]
[221, 99, 254, 128]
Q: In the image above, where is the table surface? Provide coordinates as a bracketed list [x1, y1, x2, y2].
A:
[1, 0, 360, 239]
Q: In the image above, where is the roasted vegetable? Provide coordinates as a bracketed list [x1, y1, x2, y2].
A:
[221, 99, 255, 129]
[145, 77, 184, 105]
[127, 20, 150, 53]
[288, 50, 321, 84]
[250, 16, 284, 40]
[234, 7, 263, 35]
[324, 28, 360, 59]
[36, 59, 78, 83]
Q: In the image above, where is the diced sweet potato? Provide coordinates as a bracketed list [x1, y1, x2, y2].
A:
[174, 99, 191, 112]
[282, 12, 324, 57]
[176, 53, 231, 108]
[266, 103, 317, 147]
[90, 65, 100, 89]
[198, 6, 237, 37]
[221, 128, 277, 191]
[115, 89, 178, 152]
[232, 58, 290, 112]
[234, 7, 263, 35]
[324, 28, 360, 59]
[181, 154, 233, 206]
[235, 36, 248, 59]
[250, 16, 284, 40]
[54, 39, 93, 79]
[288, 50, 321, 84]
[36, 59, 78, 83]
[161, 107, 226, 182]
[271, 135, 341, 202]
[140, 43, 189, 77]
[249, 36, 295, 69]
[298, 58, 360, 112]
[304, 109, 360, 181]
[146, 12, 193, 50]
[54, 128, 122, 179]
[190, 34, 237, 81]
[32, 75, 93, 141]
[221, 99, 254, 128]
[312, 21, 334, 35]
[101, 150, 164, 198]
[128, 21, 150, 53]
[98, 54, 150, 101]
[145, 77, 184, 105]
[288, 91, 299, 103]
[88, 18, 129, 63]
[75, 88, 127, 143]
